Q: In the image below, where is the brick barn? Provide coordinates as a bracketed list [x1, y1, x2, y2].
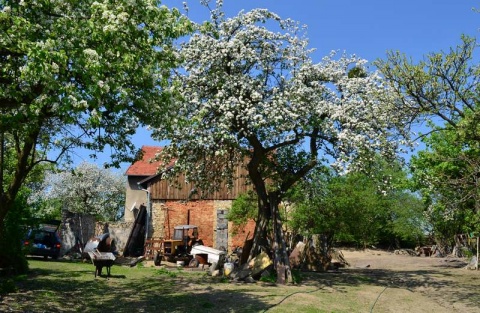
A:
[124, 146, 256, 252]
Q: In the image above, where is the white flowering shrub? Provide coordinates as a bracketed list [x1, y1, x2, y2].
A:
[39, 162, 126, 221]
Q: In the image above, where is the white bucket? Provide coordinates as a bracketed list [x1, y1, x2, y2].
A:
[176, 260, 185, 267]
[224, 262, 234, 276]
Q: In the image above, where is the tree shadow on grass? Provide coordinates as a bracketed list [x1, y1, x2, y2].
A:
[300, 262, 480, 311]
[3, 259, 479, 313]
[2, 264, 273, 313]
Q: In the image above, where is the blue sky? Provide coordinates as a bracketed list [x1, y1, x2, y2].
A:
[164, 0, 480, 61]
[81, 0, 480, 171]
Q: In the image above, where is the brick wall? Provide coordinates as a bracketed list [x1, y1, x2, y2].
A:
[150, 199, 255, 253]
[163, 200, 215, 247]
[229, 219, 256, 249]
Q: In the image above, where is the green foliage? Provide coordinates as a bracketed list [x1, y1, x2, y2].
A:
[410, 126, 480, 245]
[258, 269, 303, 284]
[259, 271, 277, 283]
[377, 35, 480, 245]
[0, 190, 33, 275]
[0, 278, 17, 295]
[155, 268, 178, 278]
[388, 192, 426, 244]
[0, 134, 51, 274]
[288, 161, 425, 248]
[228, 191, 257, 235]
[376, 36, 479, 142]
[0, 0, 193, 228]
[347, 66, 367, 78]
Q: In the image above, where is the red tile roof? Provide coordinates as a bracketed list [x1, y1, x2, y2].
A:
[125, 146, 164, 176]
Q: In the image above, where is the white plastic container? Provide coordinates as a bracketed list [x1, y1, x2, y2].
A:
[190, 245, 226, 264]
[223, 262, 234, 276]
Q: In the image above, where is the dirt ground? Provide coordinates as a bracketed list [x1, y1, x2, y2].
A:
[337, 248, 480, 313]
[144, 248, 480, 312]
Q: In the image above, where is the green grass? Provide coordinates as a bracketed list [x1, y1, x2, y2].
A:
[1, 257, 479, 312]
[0, 259, 360, 312]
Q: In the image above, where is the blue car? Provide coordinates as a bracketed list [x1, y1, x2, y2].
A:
[24, 222, 62, 260]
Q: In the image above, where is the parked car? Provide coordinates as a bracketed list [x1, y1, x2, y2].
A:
[23, 221, 62, 259]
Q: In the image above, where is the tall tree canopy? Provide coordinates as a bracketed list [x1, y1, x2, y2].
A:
[410, 126, 480, 245]
[0, 0, 192, 227]
[0, 133, 49, 273]
[376, 35, 480, 241]
[153, 4, 410, 283]
[376, 36, 479, 142]
[288, 161, 425, 252]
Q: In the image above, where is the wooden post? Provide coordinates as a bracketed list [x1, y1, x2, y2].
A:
[476, 236, 479, 271]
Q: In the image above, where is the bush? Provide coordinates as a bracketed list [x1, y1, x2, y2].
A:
[0, 195, 33, 275]
[0, 279, 17, 295]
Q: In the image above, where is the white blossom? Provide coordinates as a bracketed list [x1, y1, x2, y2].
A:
[83, 48, 99, 59]
[153, 8, 411, 191]
[31, 163, 126, 221]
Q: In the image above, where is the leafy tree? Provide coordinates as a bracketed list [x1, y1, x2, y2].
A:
[376, 35, 480, 243]
[0, 0, 192, 230]
[410, 126, 480, 247]
[387, 190, 426, 247]
[0, 134, 48, 274]
[0, 190, 31, 275]
[289, 162, 424, 252]
[361, 156, 426, 247]
[153, 3, 410, 283]
[228, 190, 257, 236]
[375, 36, 479, 142]
[36, 162, 126, 221]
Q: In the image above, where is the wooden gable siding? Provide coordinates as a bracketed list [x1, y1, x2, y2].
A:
[149, 166, 251, 200]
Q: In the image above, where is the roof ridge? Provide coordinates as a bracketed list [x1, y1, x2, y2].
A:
[125, 146, 165, 176]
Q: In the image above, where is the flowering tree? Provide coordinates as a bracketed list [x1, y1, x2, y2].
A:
[153, 4, 409, 283]
[38, 162, 126, 221]
[0, 0, 192, 229]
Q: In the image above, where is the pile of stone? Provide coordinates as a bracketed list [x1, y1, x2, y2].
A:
[394, 249, 417, 256]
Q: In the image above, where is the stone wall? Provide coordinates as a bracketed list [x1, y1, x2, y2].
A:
[95, 221, 134, 254]
[151, 201, 166, 239]
[61, 211, 135, 255]
[60, 211, 96, 255]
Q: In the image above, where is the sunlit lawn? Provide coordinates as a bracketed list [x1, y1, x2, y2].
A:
[0, 258, 365, 313]
[3, 256, 479, 313]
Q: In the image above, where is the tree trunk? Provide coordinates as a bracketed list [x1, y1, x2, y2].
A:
[247, 191, 293, 284]
[0, 196, 14, 233]
[0, 126, 40, 229]
[270, 193, 292, 284]
[248, 199, 270, 260]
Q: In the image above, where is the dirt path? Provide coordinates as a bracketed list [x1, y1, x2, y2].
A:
[339, 249, 480, 313]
